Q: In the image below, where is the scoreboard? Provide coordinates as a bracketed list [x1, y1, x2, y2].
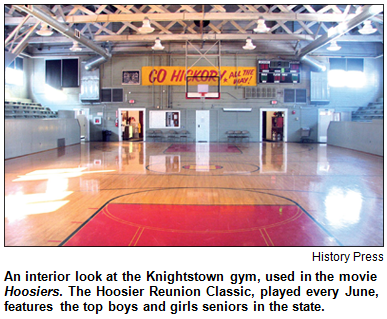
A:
[258, 60, 300, 84]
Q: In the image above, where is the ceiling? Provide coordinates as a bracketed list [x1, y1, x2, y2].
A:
[5, 4, 384, 61]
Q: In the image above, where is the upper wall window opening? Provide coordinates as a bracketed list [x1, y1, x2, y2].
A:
[6, 57, 23, 86]
[328, 58, 365, 88]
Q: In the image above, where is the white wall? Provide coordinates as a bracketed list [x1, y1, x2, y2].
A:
[327, 120, 383, 156]
[5, 118, 80, 159]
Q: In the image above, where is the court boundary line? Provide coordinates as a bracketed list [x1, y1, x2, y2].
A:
[59, 187, 344, 247]
[145, 160, 260, 175]
[162, 143, 243, 155]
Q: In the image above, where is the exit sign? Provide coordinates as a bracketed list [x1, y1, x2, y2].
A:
[271, 100, 278, 105]
[129, 99, 135, 104]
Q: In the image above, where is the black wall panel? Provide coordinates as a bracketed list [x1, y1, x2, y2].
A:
[45, 60, 62, 89]
[62, 59, 79, 87]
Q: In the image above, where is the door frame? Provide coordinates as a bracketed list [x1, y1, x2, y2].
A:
[317, 108, 335, 143]
[318, 108, 335, 143]
[118, 108, 146, 142]
[196, 110, 210, 143]
[73, 108, 90, 141]
[259, 108, 288, 142]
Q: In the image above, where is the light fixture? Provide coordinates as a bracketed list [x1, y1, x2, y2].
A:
[358, 20, 377, 34]
[36, 23, 53, 36]
[70, 41, 82, 52]
[326, 41, 341, 51]
[152, 37, 164, 50]
[138, 18, 154, 34]
[243, 37, 256, 50]
[253, 19, 269, 33]
[223, 108, 252, 112]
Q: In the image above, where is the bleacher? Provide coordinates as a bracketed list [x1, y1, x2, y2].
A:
[5, 100, 57, 119]
[352, 100, 383, 122]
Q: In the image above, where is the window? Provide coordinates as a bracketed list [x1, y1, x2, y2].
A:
[45, 58, 79, 89]
[284, 89, 307, 103]
[6, 57, 23, 86]
[328, 58, 365, 88]
[329, 58, 364, 72]
[101, 88, 124, 103]
[347, 59, 364, 72]
[329, 58, 346, 71]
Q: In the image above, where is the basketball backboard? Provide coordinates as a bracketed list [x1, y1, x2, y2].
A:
[186, 75, 220, 99]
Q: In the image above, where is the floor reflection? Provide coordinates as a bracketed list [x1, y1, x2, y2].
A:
[4, 141, 383, 246]
[324, 187, 362, 227]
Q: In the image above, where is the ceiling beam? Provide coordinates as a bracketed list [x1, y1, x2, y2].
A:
[13, 5, 111, 60]
[63, 12, 368, 24]
[93, 33, 315, 42]
[5, 14, 33, 46]
[6, 17, 40, 25]
[297, 5, 384, 58]
[24, 34, 383, 44]
[6, 11, 383, 26]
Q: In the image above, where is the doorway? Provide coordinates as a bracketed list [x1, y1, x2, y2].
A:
[196, 110, 210, 143]
[74, 108, 89, 141]
[118, 108, 146, 142]
[318, 108, 334, 143]
[260, 108, 288, 142]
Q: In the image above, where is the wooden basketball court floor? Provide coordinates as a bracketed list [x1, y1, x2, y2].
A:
[4, 141, 383, 247]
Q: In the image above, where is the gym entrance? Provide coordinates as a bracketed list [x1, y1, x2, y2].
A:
[118, 108, 146, 142]
[260, 108, 288, 142]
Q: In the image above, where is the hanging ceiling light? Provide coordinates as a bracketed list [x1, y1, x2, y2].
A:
[152, 37, 164, 50]
[36, 23, 53, 36]
[243, 37, 256, 50]
[253, 19, 269, 33]
[70, 41, 82, 52]
[138, 18, 155, 34]
[326, 40, 341, 51]
[358, 20, 377, 34]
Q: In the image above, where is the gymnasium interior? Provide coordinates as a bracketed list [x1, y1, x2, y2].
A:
[4, 4, 383, 246]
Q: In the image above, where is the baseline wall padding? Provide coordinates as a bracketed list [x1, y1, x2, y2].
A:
[5, 118, 80, 159]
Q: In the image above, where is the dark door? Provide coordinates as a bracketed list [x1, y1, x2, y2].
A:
[139, 111, 144, 138]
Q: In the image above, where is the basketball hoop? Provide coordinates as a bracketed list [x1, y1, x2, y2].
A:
[186, 76, 220, 99]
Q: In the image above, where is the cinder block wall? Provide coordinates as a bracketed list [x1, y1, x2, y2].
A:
[14, 55, 383, 143]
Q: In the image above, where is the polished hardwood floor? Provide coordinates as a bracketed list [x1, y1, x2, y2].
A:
[4, 141, 383, 246]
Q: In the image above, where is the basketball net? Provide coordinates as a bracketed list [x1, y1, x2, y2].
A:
[198, 84, 208, 103]
[199, 92, 207, 104]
